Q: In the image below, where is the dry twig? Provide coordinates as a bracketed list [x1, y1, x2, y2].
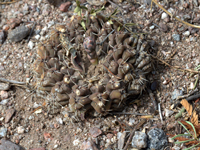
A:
[174, 93, 200, 108]
[152, 0, 200, 28]
[158, 103, 163, 124]
[0, 77, 26, 85]
[0, 0, 19, 5]
[151, 55, 200, 74]
[109, 112, 150, 116]
[123, 119, 146, 150]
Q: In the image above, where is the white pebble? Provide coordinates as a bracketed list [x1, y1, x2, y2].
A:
[183, 31, 190, 36]
[189, 82, 194, 90]
[161, 12, 168, 19]
[56, 118, 63, 125]
[26, 78, 30, 83]
[0, 99, 9, 105]
[34, 108, 42, 114]
[149, 25, 155, 30]
[0, 127, 7, 137]
[129, 118, 136, 126]
[28, 41, 34, 49]
[0, 117, 4, 121]
[33, 102, 40, 108]
[17, 126, 25, 134]
[42, 26, 48, 31]
[73, 139, 80, 146]
[47, 21, 55, 28]
[111, 136, 117, 143]
[28, 116, 34, 120]
[165, 109, 174, 117]
[35, 35, 40, 40]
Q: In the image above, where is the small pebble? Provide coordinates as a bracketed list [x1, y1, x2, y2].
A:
[29, 116, 34, 120]
[0, 99, 9, 105]
[159, 22, 168, 32]
[47, 21, 55, 28]
[128, 118, 136, 126]
[161, 12, 168, 20]
[23, 3, 29, 11]
[34, 108, 42, 114]
[59, 2, 71, 12]
[0, 127, 7, 137]
[172, 34, 180, 41]
[73, 139, 80, 146]
[171, 89, 183, 100]
[149, 25, 155, 30]
[0, 117, 4, 121]
[171, 145, 181, 150]
[0, 83, 10, 91]
[54, 145, 58, 148]
[43, 132, 52, 141]
[189, 82, 195, 90]
[1, 90, 9, 100]
[89, 127, 102, 138]
[183, 31, 190, 36]
[28, 41, 34, 49]
[165, 109, 174, 117]
[35, 34, 40, 40]
[132, 131, 147, 149]
[56, 118, 63, 125]
[5, 109, 15, 123]
[80, 140, 98, 150]
[17, 126, 25, 134]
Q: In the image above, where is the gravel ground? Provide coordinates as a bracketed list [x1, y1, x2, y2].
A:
[0, 0, 200, 149]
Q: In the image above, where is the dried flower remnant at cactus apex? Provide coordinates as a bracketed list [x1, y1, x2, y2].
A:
[32, 13, 152, 119]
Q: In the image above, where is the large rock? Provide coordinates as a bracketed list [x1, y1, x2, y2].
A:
[8, 25, 29, 42]
[0, 139, 21, 150]
[147, 128, 168, 150]
[132, 131, 147, 149]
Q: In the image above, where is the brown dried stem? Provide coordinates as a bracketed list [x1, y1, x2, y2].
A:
[152, 0, 200, 29]
[0, 77, 26, 85]
[152, 55, 200, 74]
[123, 119, 146, 150]
[0, 0, 19, 5]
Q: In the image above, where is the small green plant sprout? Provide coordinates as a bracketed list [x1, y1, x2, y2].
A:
[74, 0, 88, 16]
[172, 121, 200, 150]
[74, 0, 88, 30]
[90, 5, 105, 16]
[106, 8, 120, 24]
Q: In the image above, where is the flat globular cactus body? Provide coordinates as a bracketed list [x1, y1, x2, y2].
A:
[32, 13, 152, 119]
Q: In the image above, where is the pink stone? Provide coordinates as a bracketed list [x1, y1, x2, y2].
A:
[1, 90, 8, 99]
[89, 127, 102, 138]
[59, 2, 71, 12]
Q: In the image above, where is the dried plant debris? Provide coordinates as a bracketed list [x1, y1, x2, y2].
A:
[32, 8, 153, 119]
[170, 121, 200, 149]
[180, 99, 199, 126]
